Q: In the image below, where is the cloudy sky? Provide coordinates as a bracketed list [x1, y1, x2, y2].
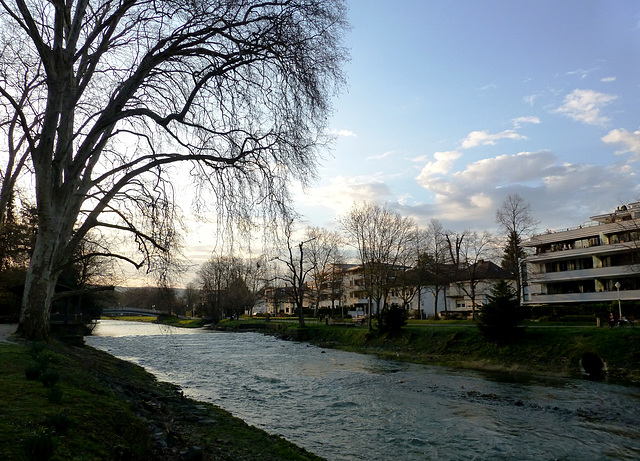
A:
[177, 0, 640, 283]
[288, 0, 640, 235]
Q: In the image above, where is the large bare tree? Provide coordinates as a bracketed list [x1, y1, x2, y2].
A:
[0, 0, 348, 339]
[495, 194, 538, 304]
[341, 202, 415, 329]
[303, 226, 342, 317]
[448, 230, 496, 318]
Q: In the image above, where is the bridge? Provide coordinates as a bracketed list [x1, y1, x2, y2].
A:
[102, 307, 162, 317]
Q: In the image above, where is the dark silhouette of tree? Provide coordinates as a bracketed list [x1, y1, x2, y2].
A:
[341, 202, 415, 330]
[379, 304, 407, 334]
[495, 194, 538, 304]
[0, 0, 348, 339]
[477, 280, 524, 343]
[304, 227, 343, 318]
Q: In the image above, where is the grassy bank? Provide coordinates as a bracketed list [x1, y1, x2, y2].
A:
[0, 338, 323, 460]
[219, 320, 640, 382]
[101, 315, 207, 328]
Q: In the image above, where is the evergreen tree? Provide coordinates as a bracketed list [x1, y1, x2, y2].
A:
[495, 194, 538, 305]
[477, 280, 524, 343]
[501, 231, 527, 279]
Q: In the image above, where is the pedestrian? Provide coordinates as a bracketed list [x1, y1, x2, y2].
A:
[608, 313, 616, 329]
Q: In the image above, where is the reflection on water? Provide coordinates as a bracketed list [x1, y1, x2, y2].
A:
[88, 320, 640, 461]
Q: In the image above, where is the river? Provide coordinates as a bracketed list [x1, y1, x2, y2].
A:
[86, 320, 640, 460]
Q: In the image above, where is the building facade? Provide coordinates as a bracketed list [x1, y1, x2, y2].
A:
[523, 203, 640, 305]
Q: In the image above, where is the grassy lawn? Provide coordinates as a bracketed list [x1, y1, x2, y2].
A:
[101, 315, 207, 328]
[219, 318, 640, 382]
[0, 339, 323, 461]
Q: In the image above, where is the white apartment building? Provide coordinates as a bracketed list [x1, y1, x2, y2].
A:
[523, 203, 640, 305]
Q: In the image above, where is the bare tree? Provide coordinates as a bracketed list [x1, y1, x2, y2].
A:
[183, 283, 200, 317]
[0, 0, 348, 339]
[341, 202, 415, 329]
[275, 222, 317, 327]
[495, 194, 538, 304]
[304, 227, 343, 317]
[197, 254, 256, 321]
[414, 219, 450, 318]
[450, 230, 497, 318]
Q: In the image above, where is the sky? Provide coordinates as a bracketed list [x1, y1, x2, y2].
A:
[289, 0, 640, 231]
[179, 0, 640, 284]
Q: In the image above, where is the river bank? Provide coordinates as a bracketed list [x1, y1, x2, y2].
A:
[215, 319, 640, 383]
[0, 334, 323, 460]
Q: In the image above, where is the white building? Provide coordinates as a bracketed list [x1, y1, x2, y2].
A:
[523, 203, 640, 305]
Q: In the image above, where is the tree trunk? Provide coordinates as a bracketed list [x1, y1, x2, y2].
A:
[298, 299, 305, 327]
[17, 235, 59, 340]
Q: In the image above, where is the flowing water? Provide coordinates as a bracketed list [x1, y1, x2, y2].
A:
[86, 320, 640, 460]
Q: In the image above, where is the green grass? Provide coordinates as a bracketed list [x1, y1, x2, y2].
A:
[218, 319, 640, 382]
[102, 315, 207, 328]
[101, 315, 157, 322]
[0, 340, 323, 461]
[156, 316, 207, 328]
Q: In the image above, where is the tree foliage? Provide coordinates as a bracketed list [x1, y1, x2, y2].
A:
[477, 280, 524, 343]
[0, 0, 348, 338]
[379, 304, 407, 334]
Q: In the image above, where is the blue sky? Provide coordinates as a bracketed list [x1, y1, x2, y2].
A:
[176, 0, 640, 284]
[290, 0, 640, 234]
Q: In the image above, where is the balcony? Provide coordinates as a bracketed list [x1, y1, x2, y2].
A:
[528, 264, 640, 283]
[527, 242, 640, 263]
[524, 289, 640, 305]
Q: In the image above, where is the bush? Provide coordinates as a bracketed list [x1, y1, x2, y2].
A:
[25, 363, 44, 380]
[43, 410, 71, 435]
[47, 386, 64, 404]
[477, 281, 525, 343]
[379, 305, 408, 333]
[40, 369, 60, 388]
[24, 427, 56, 461]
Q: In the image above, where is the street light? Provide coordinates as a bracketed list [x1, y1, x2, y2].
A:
[615, 281, 622, 319]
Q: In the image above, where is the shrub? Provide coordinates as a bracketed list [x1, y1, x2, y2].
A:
[40, 369, 60, 388]
[47, 386, 64, 404]
[379, 304, 408, 333]
[24, 427, 56, 461]
[29, 342, 46, 359]
[477, 281, 525, 343]
[43, 410, 71, 435]
[25, 363, 44, 380]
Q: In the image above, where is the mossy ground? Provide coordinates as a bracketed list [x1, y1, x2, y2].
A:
[0, 338, 323, 460]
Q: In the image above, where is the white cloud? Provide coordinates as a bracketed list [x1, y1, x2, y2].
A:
[602, 128, 640, 162]
[331, 129, 358, 138]
[601, 76, 616, 83]
[554, 89, 617, 126]
[295, 175, 392, 219]
[566, 68, 599, 79]
[416, 150, 462, 182]
[411, 150, 640, 232]
[460, 130, 526, 149]
[367, 150, 395, 161]
[512, 116, 541, 129]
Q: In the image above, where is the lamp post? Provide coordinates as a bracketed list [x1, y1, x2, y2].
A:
[615, 281, 622, 319]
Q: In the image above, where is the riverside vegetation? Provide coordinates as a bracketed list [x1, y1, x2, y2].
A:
[217, 318, 640, 382]
[0, 336, 322, 461]
[3, 316, 639, 460]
